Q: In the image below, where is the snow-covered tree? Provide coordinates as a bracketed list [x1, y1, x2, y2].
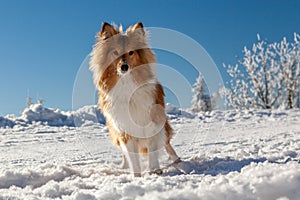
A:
[275, 33, 300, 109]
[223, 33, 300, 109]
[191, 75, 217, 112]
[210, 91, 220, 110]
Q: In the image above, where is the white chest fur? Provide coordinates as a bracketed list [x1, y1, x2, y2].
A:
[104, 73, 162, 138]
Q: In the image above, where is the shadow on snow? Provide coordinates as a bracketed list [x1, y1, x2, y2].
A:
[163, 157, 274, 176]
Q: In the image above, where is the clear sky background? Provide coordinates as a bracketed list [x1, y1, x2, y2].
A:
[1, 0, 300, 115]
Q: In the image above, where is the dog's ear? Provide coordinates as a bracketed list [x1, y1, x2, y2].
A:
[132, 22, 145, 35]
[99, 22, 118, 40]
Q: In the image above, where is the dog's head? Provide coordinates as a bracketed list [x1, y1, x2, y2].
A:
[90, 22, 156, 91]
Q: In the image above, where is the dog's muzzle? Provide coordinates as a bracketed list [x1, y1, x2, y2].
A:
[121, 62, 129, 73]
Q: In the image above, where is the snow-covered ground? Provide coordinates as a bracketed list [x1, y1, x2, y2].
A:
[0, 104, 300, 200]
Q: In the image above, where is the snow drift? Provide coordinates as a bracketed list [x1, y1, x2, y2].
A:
[20, 103, 74, 126]
[1, 104, 300, 199]
[0, 116, 15, 128]
[0, 103, 193, 128]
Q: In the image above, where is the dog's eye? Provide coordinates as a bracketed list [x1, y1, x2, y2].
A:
[128, 51, 134, 56]
[113, 50, 119, 56]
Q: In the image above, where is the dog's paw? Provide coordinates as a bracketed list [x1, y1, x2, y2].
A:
[173, 158, 182, 164]
[148, 169, 163, 175]
[133, 172, 142, 177]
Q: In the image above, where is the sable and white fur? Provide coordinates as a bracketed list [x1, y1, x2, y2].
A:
[90, 22, 180, 176]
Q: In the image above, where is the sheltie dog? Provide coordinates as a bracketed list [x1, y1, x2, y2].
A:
[90, 22, 180, 177]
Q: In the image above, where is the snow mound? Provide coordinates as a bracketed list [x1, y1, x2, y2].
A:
[165, 103, 195, 119]
[1, 104, 192, 128]
[0, 161, 299, 200]
[196, 108, 300, 123]
[0, 104, 106, 127]
[1, 103, 299, 128]
[0, 164, 81, 189]
[0, 117, 15, 128]
[20, 103, 74, 126]
[70, 105, 105, 126]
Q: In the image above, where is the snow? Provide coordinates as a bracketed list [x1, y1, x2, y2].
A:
[1, 103, 182, 128]
[165, 103, 194, 119]
[0, 116, 15, 128]
[0, 104, 300, 199]
[71, 105, 106, 126]
[1, 103, 106, 128]
[20, 103, 74, 127]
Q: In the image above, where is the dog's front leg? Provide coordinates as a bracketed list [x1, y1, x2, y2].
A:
[148, 140, 162, 174]
[120, 139, 141, 177]
[120, 154, 129, 169]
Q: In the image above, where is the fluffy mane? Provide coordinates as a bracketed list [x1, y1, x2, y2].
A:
[89, 23, 155, 90]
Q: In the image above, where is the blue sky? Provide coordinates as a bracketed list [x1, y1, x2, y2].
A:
[1, 0, 300, 115]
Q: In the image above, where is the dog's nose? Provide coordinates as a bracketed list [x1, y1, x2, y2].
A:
[121, 63, 129, 73]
